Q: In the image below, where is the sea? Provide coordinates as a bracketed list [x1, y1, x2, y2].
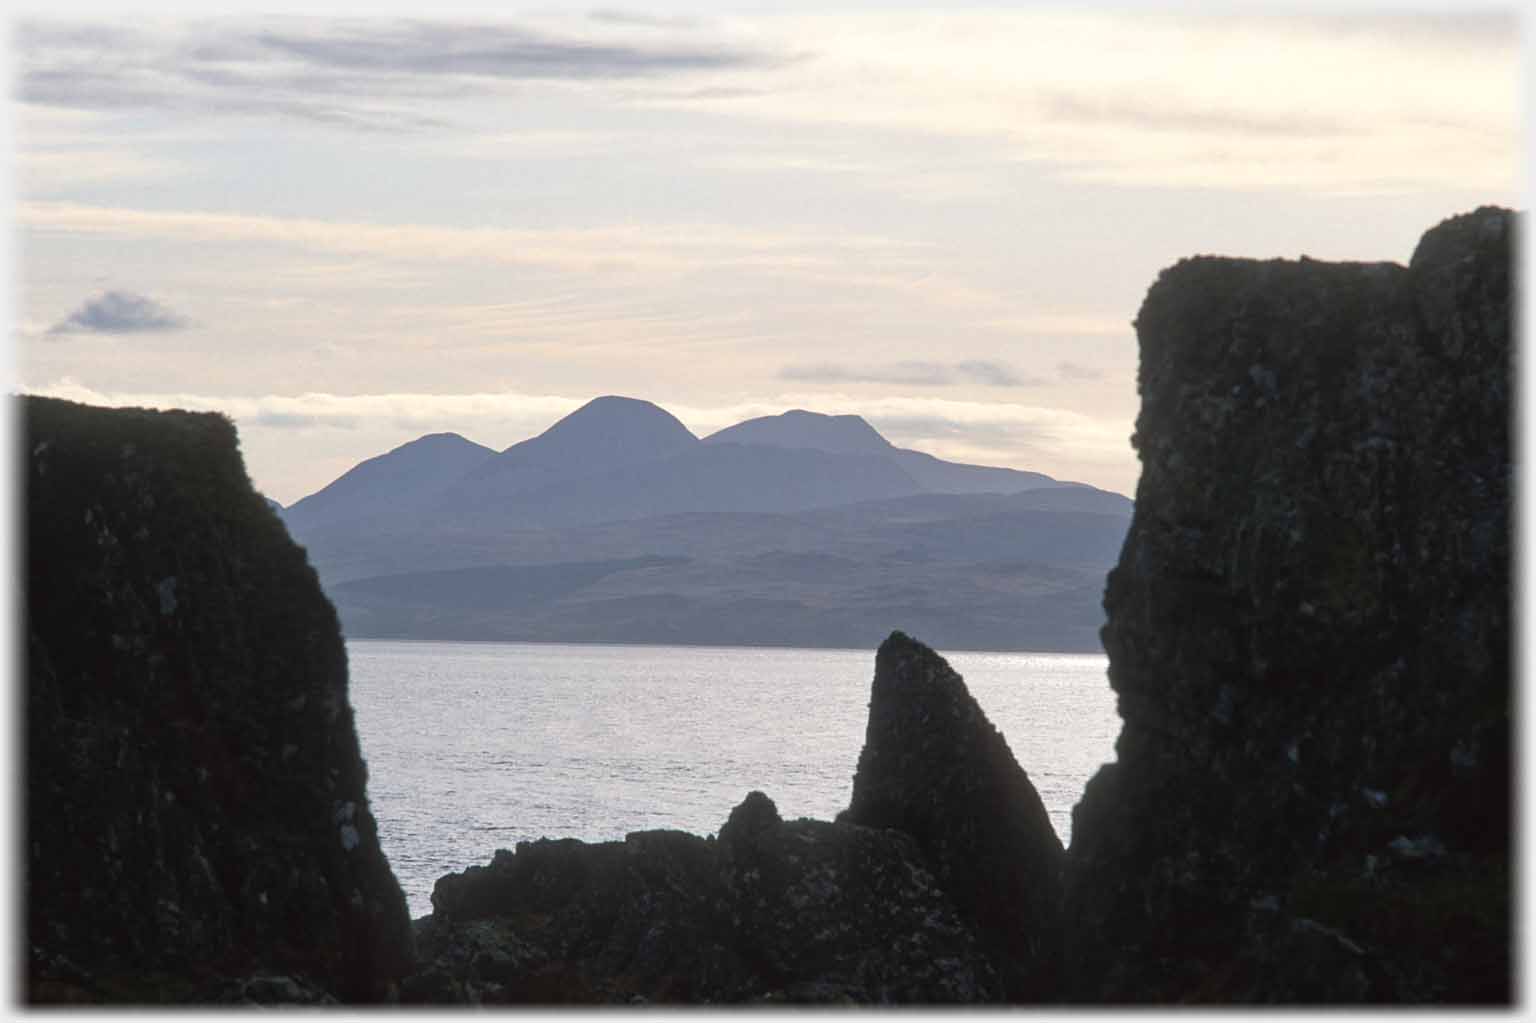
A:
[347, 639, 1121, 920]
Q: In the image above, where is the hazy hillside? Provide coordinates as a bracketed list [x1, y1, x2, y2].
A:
[703, 409, 894, 455]
[446, 395, 699, 505]
[705, 409, 1067, 495]
[283, 432, 496, 532]
[283, 396, 1132, 651]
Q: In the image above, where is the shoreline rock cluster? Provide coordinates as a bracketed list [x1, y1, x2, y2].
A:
[1066, 205, 1513, 1002]
[26, 399, 414, 1002]
[24, 206, 1512, 1004]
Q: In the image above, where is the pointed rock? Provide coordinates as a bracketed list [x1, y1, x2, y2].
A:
[840, 631, 1064, 999]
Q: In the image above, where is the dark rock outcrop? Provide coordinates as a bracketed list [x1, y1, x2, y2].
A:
[406, 790, 1000, 1004]
[839, 630, 1065, 998]
[25, 397, 415, 1003]
[24, 202, 1512, 1007]
[1063, 207, 1513, 1002]
[407, 631, 1067, 1004]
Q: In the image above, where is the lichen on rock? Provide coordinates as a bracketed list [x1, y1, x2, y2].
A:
[410, 788, 998, 1004]
[25, 397, 415, 1003]
[1063, 206, 1514, 1003]
[840, 630, 1065, 999]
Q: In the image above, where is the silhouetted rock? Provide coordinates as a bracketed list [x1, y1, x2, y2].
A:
[25, 397, 414, 1003]
[407, 791, 999, 1004]
[1063, 207, 1514, 1003]
[840, 631, 1065, 999]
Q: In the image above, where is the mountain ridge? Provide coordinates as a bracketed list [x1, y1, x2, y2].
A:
[287, 398, 1103, 529]
[280, 396, 1131, 652]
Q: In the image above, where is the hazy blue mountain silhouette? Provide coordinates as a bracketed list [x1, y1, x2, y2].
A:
[704, 409, 1066, 495]
[282, 395, 1133, 651]
[447, 395, 700, 505]
[282, 432, 496, 531]
[317, 487, 1133, 651]
[431, 442, 925, 531]
[704, 409, 894, 456]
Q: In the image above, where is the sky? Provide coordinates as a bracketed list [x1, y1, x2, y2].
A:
[10, 3, 1523, 505]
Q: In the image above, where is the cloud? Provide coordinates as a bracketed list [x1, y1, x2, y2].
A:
[18, 200, 926, 277]
[15, 12, 1514, 194]
[660, 10, 1517, 196]
[955, 360, 1035, 387]
[780, 359, 1040, 388]
[1037, 90, 1350, 140]
[18, 148, 184, 190]
[24, 380, 585, 434]
[46, 291, 190, 336]
[16, 16, 789, 131]
[1057, 361, 1105, 382]
[24, 382, 1139, 500]
[780, 361, 950, 386]
[250, 22, 766, 79]
[588, 10, 706, 30]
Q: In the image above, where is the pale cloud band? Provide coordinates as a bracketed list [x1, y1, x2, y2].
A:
[779, 360, 1042, 388]
[18, 199, 929, 276]
[26, 381, 1138, 502]
[15, 11, 1518, 196]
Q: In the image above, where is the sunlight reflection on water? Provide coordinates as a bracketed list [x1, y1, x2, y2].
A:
[348, 639, 1120, 919]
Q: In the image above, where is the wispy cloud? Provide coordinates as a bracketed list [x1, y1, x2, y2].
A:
[18, 148, 184, 190]
[46, 291, 190, 336]
[661, 10, 1518, 196]
[955, 360, 1031, 387]
[16, 16, 790, 131]
[780, 362, 950, 387]
[779, 359, 1042, 388]
[25, 379, 585, 434]
[1056, 361, 1105, 382]
[18, 200, 928, 276]
[15, 12, 1514, 194]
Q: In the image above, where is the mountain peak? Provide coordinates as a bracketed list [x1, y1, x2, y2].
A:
[282, 430, 496, 531]
[530, 395, 698, 452]
[703, 409, 894, 456]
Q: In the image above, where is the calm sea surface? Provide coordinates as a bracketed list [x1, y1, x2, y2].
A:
[348, 639, 1121, 919]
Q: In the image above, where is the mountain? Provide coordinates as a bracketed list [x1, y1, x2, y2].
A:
[704, 409, 893, 456]
[429, 442, 924, 532]
[282, 432, 496, 532]
[282, 397, 1134, 651]
[447, 396, 699, 505]
[888, 448, 1063, 495]
[705, 409, 1066, 495]
[307, 485, 1133, 652]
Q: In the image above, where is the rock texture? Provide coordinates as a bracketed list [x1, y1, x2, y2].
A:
[1064, 207, 1513, 1002]
[840, 631, 1065, 999]
[23, 203, 1512, 1007]
[25, 397, 415, 1003]
[406, 631, 1068, 1005]
[406, 790, 1000, 1004]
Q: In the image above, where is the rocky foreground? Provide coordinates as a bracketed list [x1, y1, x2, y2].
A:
[25, 207, 1512, 1004]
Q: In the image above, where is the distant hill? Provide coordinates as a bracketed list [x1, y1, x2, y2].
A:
[318, 490, 1131, 652]
[427, 441, 926, 532]
[705, 409, 1066, 495]
[704, 409, 894, 456]
[449, 395, 699, 505]
[283, 396, 1133, 651]
[283, 432, 496, 532]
